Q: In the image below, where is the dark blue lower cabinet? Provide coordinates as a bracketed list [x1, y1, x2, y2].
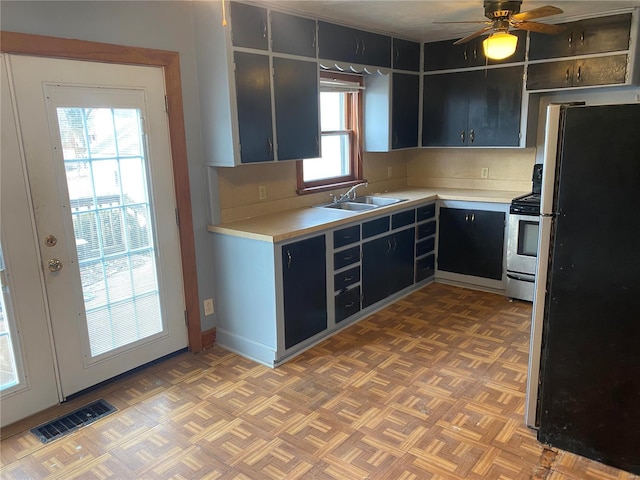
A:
[335, 286, 361, 323]
[362, 227, 415, 308]
[282, 235, 327, 349]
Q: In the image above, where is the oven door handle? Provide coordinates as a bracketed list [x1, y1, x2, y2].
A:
[507, 272, 536, 283]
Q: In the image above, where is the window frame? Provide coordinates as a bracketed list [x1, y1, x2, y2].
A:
[296, 71, 365, 194]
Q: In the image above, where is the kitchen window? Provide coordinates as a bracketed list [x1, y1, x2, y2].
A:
[296, 71, 364, 193]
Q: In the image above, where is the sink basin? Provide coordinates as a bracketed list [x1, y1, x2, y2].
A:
[321, 202, 378, 211]
[351, 196, 406, 206]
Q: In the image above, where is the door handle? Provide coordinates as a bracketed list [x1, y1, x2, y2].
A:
[48, 258, 63, 272]
[460, 130, 466, 143]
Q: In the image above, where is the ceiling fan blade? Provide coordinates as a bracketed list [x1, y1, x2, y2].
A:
[513, 21, 566, 34]
[453, 26, 494, 45]
[433, 20, 490, 24]
[511, 5, 563, 21]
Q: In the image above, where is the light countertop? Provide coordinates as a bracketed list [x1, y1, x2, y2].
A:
[207, 187, 525, 243]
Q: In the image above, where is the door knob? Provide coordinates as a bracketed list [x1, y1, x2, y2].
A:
[48, 258, 63, 272]
[44, 234, 57, 247]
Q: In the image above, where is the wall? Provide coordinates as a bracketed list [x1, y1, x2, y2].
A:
[0, 0, 217, 330]
[216, 151, 409, 223]
[406, 148, 537, 193]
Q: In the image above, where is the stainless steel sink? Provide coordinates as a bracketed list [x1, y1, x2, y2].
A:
[350, 196, 406, 206]
[315, 196, 406, 211]
[321, 202, 378, 211]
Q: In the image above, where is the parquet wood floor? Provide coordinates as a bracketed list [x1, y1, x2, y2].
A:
[2, 283, 638, 479]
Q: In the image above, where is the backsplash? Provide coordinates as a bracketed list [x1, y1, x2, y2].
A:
[407, 148, 536, 192]
[216, 151, 409, 223]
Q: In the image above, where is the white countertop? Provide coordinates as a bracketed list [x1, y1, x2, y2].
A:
[207, 187, 525, 243]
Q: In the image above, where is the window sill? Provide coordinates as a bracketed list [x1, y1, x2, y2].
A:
[296, 179, 368, 196]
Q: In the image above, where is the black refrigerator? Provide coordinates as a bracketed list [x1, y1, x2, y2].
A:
[525, 103, 640, 475]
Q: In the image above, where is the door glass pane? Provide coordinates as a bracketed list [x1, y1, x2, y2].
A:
[0, 245, 20, 391]
[57, 107, 163, 358]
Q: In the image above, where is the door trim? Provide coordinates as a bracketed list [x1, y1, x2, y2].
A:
[0, 31, 202, 352]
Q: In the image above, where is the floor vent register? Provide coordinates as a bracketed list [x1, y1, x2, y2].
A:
[31, 399, 117, 443]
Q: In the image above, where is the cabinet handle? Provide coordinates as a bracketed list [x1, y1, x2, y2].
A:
[287, 250, 292, 269]
[465, 213, 469, 222]
[344, 276, 353, 282]
[345, 302, 354, 308]
[460, 130, 466, 143]
[261, 20, 267, 39]
[463, 45, 468, 60]
[394, 46, 399, 63]
[469, 129, 475, 143]
[343, 234, 351, 239]
[343, 255, 353, 260]
[267, 137, 273, 156]
[312, 29, 316, 48]
[568, 32, 573, 48]
[580, 31, 585, 45]
[576, 65, 582, 83]
[387, 239, 392, 253]
[565, 68, 571, 83]
[473, 44, 477, 59]
[471, 213, 475, 223]
[355, 38, 360, 55]
[392, 237, 397, 251]
[361, 39, 366, 55]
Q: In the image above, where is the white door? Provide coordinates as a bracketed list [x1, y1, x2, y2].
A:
[1, 54, 187, 424]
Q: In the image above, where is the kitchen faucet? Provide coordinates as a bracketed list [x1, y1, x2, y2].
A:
[331, 182, 368, 203]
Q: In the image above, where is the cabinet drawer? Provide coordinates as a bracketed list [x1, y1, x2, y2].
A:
[417, 204, 436, 221]
[417, 220, 436, 239]
[416, 254, 435, 282]
[334, 266, 360, 291]
[334, 225, 360, 248]
[334, 245, 360, 270]
[335, 286, 361, 323]
[416, 237, 435, 257]
[362, 216, 389, 239]
[392, 209, 415, 229]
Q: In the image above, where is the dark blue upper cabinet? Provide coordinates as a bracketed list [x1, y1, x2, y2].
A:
[318, 21, 391, 67]
[393, 38, 421, 71]
[233, 52, 274, 163]
[273, 58, 320, 161]
[424, 30, 526, 71]
[271, 11, 317, 58]
[391, 73, 420, 149]
[230, 2, 268, 50]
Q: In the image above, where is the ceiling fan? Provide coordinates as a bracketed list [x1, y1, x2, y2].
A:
[437, 1, 566, 59]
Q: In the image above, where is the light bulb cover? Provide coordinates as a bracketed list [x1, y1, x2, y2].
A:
[482, 32, 518, 60]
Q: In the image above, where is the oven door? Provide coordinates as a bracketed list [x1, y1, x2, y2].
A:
[507, 213, 540, 274]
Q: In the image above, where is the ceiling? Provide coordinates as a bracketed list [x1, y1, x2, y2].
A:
[260, 1, 640, 43]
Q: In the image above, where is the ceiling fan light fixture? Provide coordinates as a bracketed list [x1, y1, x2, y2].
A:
[482, 31, 518, 60]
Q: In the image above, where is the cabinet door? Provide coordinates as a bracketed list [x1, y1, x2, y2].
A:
[423, 72, 469, 146]
[318, 21, 359, 63]
[393, 38, 420, 71]
[529, 13, 632, 60]
[271, 11, 317, 58]
[282, 235, 327, 349]
[392, 73, 420, 149]
[467, 66, 523, 147]
[424, 39, 472, 71]
[468, 210, 505, 280]
[362, 235, 391, 308]
[359, 30, 392, 67]
[437, 208, 472, 276]
[526, 60, 575, 90]
[389, 227, 415, 295]
[574, 55, 628, 88]
[273, 57, 320, 160]
[230, 2, 268, 50]
[234, 52, 274, 163]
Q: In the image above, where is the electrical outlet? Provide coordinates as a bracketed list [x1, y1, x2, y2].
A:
[203, 298, 214, 316]
[387, 166, 392, 178]
[258, 185, 267, 200]
[481, 167, 489, 179]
